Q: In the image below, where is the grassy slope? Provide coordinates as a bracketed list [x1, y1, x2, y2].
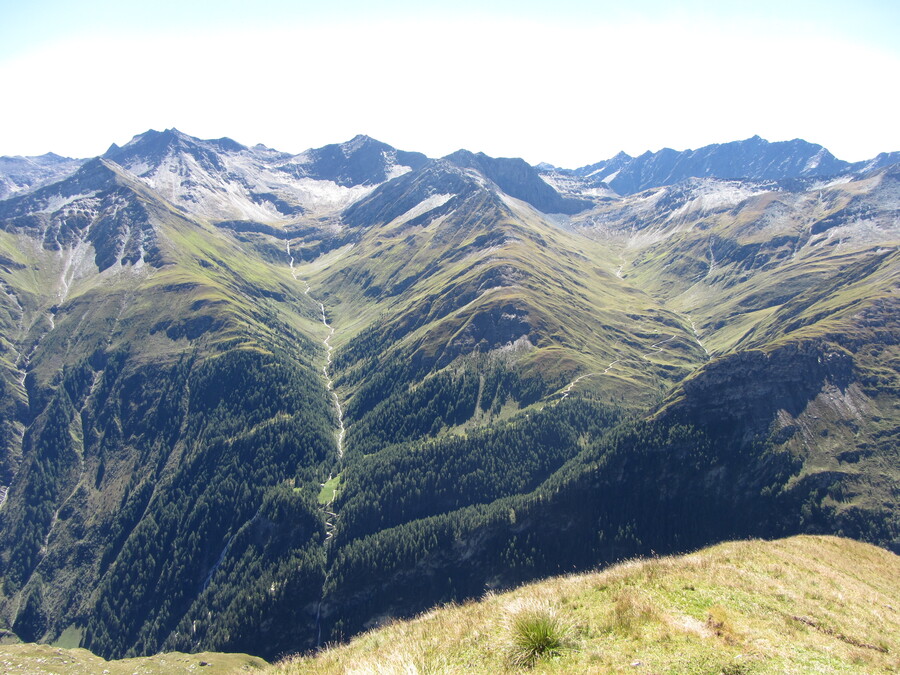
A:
[3, 536, 894, 674]
[277, 536, 899, 674]
[566, 172, 900, 552]
[282, 169, 898, 647]
[0, 160, 326, 389]
[581, 170, 900, 358]
[0, 643, 266, 673]
[305, 188, 706, 415]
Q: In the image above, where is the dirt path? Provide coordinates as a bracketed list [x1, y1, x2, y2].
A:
[558, 372, 599, 401]
[563, 333, 677, 394]
[642, 334, 676, 359]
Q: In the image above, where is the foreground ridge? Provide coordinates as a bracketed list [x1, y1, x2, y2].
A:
[3, 536, 894, 674]
[276, 536, 900, 674]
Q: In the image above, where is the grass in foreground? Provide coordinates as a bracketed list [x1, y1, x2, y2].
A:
[0, 643, 266, 674]
[1, 536, 895, 674]
[274, 535, 900, 674]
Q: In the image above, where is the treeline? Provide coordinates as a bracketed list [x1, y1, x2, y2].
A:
[336, 321, 561, 441]
[341, 355, 565, 463]
[319, 419, 767, 640]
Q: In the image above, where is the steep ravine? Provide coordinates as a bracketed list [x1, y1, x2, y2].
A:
[287, 242, 344, 645]
[287, 242, 346, 460]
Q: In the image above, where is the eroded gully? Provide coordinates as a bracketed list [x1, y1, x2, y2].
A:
[287, 242, 344, 645]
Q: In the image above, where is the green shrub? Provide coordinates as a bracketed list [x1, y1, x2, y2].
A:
[504, 600, 572, 668]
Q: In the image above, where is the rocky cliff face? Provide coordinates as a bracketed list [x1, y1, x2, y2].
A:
[663, 340, 854, 439]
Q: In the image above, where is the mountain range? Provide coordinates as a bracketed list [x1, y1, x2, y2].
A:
[0, 128, 896, 661]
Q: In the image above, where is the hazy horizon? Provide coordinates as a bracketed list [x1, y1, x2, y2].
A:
[1, 0, 898, 167]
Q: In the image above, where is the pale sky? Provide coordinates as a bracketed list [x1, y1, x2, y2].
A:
[1, 0, 898, 168]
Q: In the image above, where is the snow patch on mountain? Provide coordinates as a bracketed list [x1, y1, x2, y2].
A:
[293, 179, 376, 211]
[109, 139, 379, 221]
[385, 160, 413, 181]
[804, 148, 827, 172]
[128, 148, 283, 221]
[538, 172, 569, 192]
[96, 130, 432, 223]
[665, 181, 767, 221]
[602, 170, 620, 184]
[809, 175, 855, 189]
[538, 171, 617, 202]
[34, 191, 96, 214]
[388, 193, 454, 227]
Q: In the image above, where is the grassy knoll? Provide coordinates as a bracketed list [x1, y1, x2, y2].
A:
[274, 535, 899, 674]
[0, 643, 266, 673]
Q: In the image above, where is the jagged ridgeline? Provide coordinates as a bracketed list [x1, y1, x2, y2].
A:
[0, 129, 897, 660]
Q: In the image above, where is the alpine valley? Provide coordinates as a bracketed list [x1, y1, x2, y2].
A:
[0, 129, 897, 662]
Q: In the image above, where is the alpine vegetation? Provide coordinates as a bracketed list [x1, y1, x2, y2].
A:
[0, 130, 896, 664]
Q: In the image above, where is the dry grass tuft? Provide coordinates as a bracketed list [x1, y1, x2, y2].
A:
[706, 604, 740, 645]
[608, 587, 660, 635]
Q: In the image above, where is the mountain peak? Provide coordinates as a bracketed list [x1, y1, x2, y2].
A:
[100, 128, 253, 187]
[135, 127, 188, 144]
[442, 149, 481, 164]
[576, 136, 853, 194]
[104, 128, 191, 161]
[442, 149, 591, 214]
[107, 128, 246, 159]
[280, 136, 428, 187]
[37, 152, 69, 162]
[345, 133, 377, 145]
[338, 134, 388, 159]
